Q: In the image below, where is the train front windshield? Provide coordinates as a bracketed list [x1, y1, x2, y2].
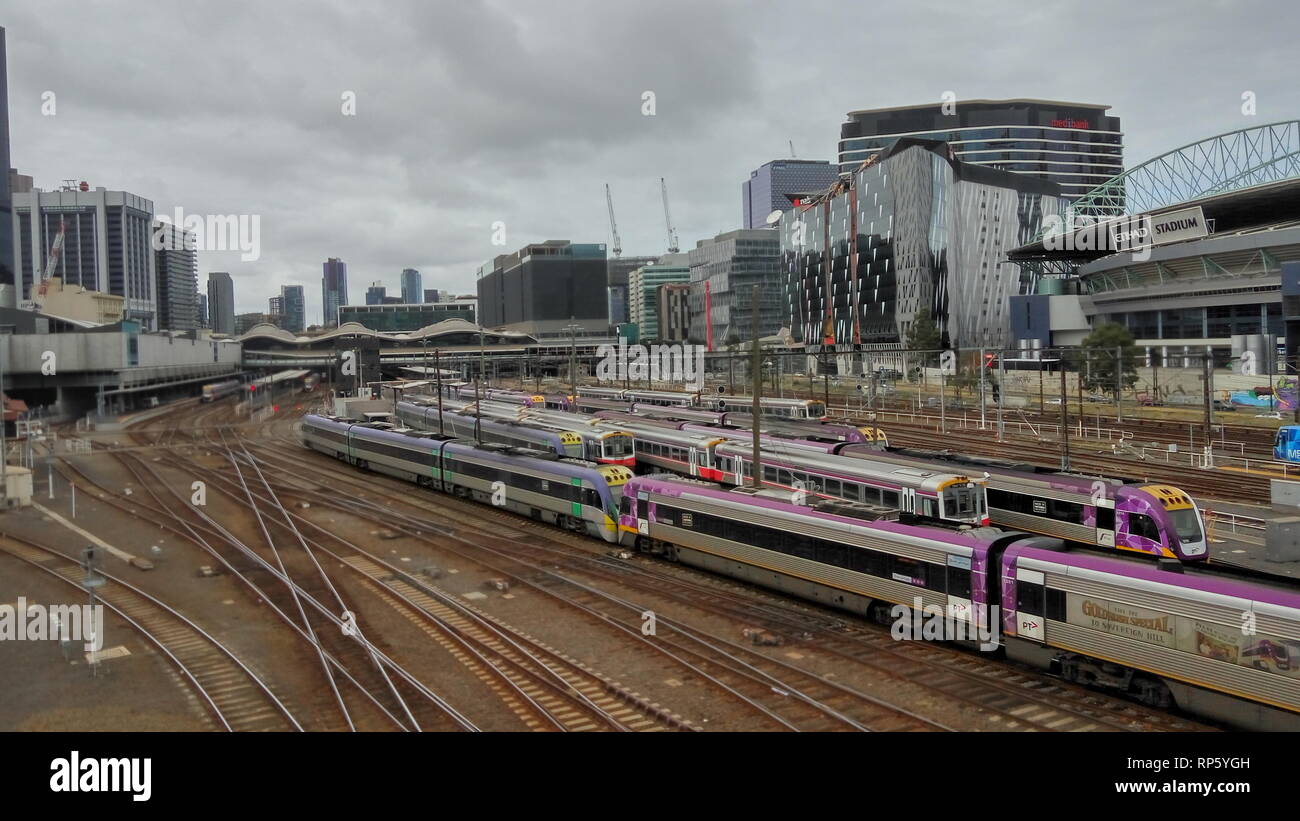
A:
[603, 435, 634, 458]
[1169, 508, 1204, 547]
[807, 402, 827, 418]
[942, 484, 984, 522]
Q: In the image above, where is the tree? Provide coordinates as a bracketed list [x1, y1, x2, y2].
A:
[1079, 322, 1139, 397]
[905, 308, 942, 367]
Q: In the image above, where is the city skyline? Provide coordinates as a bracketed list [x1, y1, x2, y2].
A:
[3, 1, 1295, 323]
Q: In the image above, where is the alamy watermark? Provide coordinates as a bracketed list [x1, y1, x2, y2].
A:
[1042, 211, 1154, 263]
[596, 341, 705, 389]
[0, 597, 104, 652]
[152, 207, 261, 262]
[891, 597, 1000, 651]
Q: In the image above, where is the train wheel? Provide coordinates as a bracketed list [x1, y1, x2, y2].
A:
[1133, 677, 1174, 710]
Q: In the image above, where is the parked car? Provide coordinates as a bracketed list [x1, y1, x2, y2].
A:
[1212, 399, 1237, 412]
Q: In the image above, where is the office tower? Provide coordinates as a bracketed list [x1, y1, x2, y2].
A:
[207, 271, 235, 335]
[322, 257, 348, 326]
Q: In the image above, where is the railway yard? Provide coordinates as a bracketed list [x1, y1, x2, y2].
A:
[1, 381, 1294, 734]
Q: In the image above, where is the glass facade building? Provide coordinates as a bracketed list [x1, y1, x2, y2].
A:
[153, 221, 199, 331]
[322, 257, 348, 326]
[687, 229, 784, 347]
[781, 138, 1063, 350]
[743, 160, 841, 229]
[401, 268, 422, 304]
[628, 254, 690, 341]
[839, 99, 1122, 202]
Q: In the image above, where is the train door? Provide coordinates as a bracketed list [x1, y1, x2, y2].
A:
[1094, 497, 1116, 547]
[1014, 567, 1046, 642]
[902, 488, 917, 514]
[635, 490, 650, 535]
[688, 447, 699, 478]
[945, 555, 974, 628]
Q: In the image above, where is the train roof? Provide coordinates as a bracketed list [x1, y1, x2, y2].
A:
[306, 415, 610, 482]
[626, 473, 983, 549]
[714, 440, 977, 487]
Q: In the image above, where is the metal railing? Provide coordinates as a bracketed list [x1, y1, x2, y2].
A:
[833, 405, 1132, 443]
[1204, 509, 1268, 534]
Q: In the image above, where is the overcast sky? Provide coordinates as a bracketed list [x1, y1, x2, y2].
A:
[3, 0, 1297, 322]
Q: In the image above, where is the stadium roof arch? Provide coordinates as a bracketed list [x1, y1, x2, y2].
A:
[1011, 120, 1300, 263]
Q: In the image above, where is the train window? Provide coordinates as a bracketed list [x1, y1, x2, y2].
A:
[823, 479, 842, 498]
[778, 468, 794, 486]
[763, 465, 779, 482]
[881, 490, 900, 508]
[1095, 506, 1115, 531]
[891, 556, 927, 587]
[919, 497, 937, 518]
[1015, 581, 1044, 616]
[815, 540, 848, 568]
[1045, 589, 1066, 622]
[1128, 513, 1161, 543]
[786, 535, 816, 560]
[1047, 499, 1084, 524]
[946, 566, 972, 599]
[619, 496, 631, 516]
[581, 488, 601, 509]
[850, 547, 887, 577]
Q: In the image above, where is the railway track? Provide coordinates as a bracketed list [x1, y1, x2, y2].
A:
[240, 426, 1212, 732]
[0, 532, 304, 732]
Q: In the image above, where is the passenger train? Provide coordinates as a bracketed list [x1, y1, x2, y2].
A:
[838, 446, 1209, 562]
[397, 399, 637, 466]
[572, 386, 828, 421]
[618, 473, 1300, 731]
[201, 380, 241, 403]
[300, 412, 1300, 729]
[300, 414, 630, 542]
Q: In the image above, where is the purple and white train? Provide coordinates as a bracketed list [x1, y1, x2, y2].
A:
[618, 473, 1300, 731]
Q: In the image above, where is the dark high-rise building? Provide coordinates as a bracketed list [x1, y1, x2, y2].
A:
[153, 220, 198, 330]
[207, 272, 235, 335]
[476, 240, 608, 335]
[279, 284, 305, 333]
[401, 268, 422, 304]
[366, 282, 386, 305]
[742, 160, 840, 229]
[839, 99, 1123, 202]
[0, 29, 12, 309]
[423, 288, 440, 304]
[657, 282, 692, 344]
[322, 257, 348, 326]
[782, 138, 1063, 350]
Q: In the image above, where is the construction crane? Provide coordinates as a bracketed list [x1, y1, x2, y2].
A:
[23, 216, 67, 311]
[660, 177, 680, 254]
[605, 183, 622, 258]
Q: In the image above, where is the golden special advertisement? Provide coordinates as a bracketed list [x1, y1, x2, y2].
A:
[1066, 595, 1176, 647]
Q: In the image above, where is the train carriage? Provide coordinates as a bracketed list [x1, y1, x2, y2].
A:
[618, 474, 999, 636]
[201, 380, 241, 403]
[395, 400, 583, 458]
[1002, 544, 1300, 729]
[839, 445, 1208, 562]
[711, 443, 987, 527]
[300, 414, 626, 542]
